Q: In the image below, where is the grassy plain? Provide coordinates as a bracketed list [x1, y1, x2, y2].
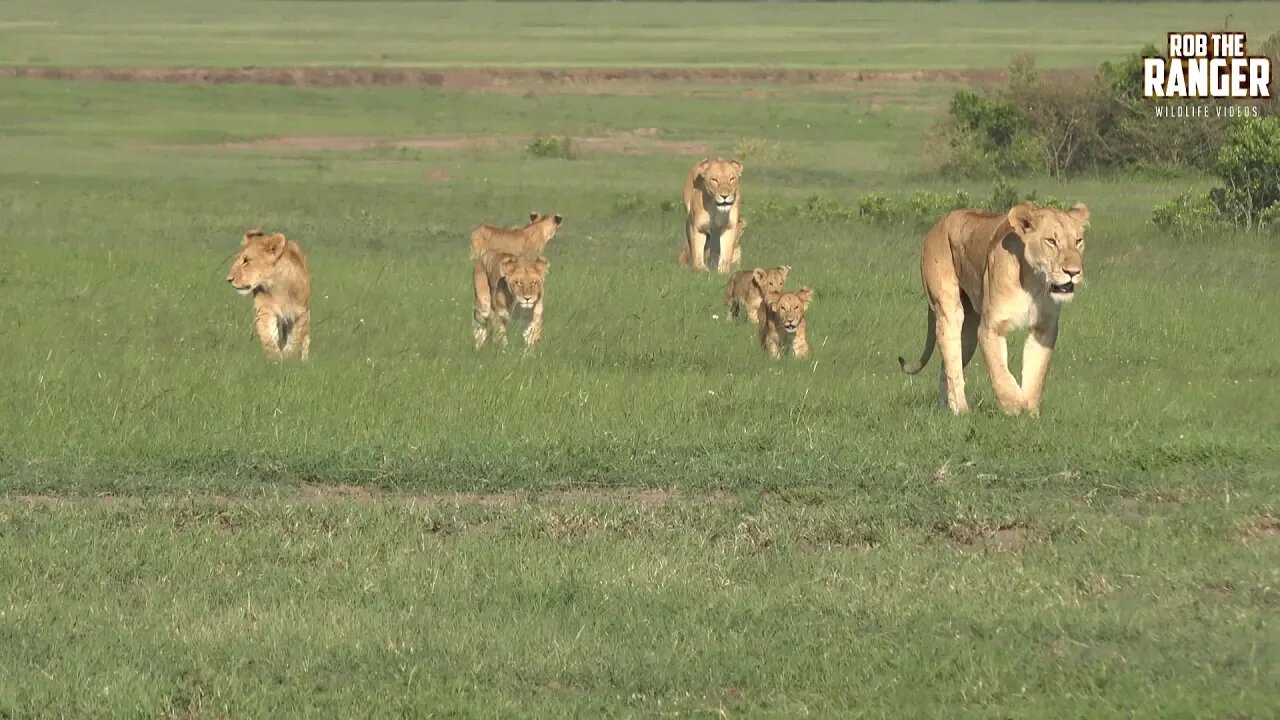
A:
[0, 1, 1278, 717]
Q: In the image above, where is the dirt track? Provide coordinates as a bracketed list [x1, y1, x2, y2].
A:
[0, 65, 1087, 89]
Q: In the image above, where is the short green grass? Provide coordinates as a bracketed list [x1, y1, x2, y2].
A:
[0, 2, 1278, 717]
[2, 0, 1279, 69]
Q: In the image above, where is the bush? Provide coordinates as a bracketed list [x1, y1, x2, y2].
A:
[526, 136, 574, 160]
[1150, 115, 1280, 235]
[1150, 192, 1225, 238]
[734, 137, 788, 164]
[1209, 116, 1280, 230]
[934, 45, 1254, 178]
[857, 190, 972, 228]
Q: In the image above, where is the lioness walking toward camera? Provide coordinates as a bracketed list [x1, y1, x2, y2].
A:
[470, 213, 563, 259]
[760, 288, 813, 360]
[681, 157, 743, 273]
[226, 230, 311, 360]
[472, 251, 550, 350]
[726, 265, 789, 326]
[899, 201, 1090, 416]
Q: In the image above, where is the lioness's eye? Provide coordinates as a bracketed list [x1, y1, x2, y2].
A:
[1046, 238, 1058, 248]
[1076, 238, 1084, 247]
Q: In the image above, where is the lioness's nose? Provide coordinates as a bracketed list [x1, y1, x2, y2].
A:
[1064, 268, 1081, 278]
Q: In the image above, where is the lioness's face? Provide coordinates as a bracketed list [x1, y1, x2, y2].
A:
[501, 256, 550, 309]
[698, 158, 743, 208]
[227, 231, 286, 295]
[768, 288, 813, 333]
[752, 266, 789, 297]
[1009, 202, 1090, 303]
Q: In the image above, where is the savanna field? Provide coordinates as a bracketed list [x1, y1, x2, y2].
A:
[1, 1, 1278, 716]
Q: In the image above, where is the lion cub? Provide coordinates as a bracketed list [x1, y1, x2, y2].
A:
[725, 265, 789, 326]
[472, 251, 550, 350]
[470, 213, 563, 260]
[760, 288, 813, 360]
[226, 230, 311, 360]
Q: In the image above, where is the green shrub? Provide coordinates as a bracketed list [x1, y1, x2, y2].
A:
[526, 136, 574, 160]
[935, 44, 1249, 178]
[856, 190, 973, 229]
[1209, 116, 1280, 230]
[1150, 192, 1225, 238]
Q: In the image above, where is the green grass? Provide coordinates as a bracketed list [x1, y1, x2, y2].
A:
[1, 2, 1278, 716]
[2, 0, 1279, 69]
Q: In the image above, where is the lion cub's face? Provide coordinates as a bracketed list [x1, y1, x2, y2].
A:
[227, 230, 287, 295]
[501, 256, 550, 308]
[1009, 202, 1090, 304]
[697, 158, 743, 208]
[752, 266, 789, 298]
[768, 287, 813, 333]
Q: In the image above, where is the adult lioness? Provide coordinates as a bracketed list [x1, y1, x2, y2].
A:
[899, 201, 1090, 416]
[470, 213, 563, 259]
[226, 229, 311, 360]
[725, 265, 789, 326]
[681, 157, 743, 273]
[472, 251, 550, 350]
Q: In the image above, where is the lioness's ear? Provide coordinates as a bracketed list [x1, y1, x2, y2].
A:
[552, 214, 563, 226]
[534, 257, 550, 275]
[499, 256, 518, 278]
[1007, 202, 1038, 234]
[265, 233, 287, 257]
[529, 212, 541, 223]
[730, 159, 743, 173]
[694, 159, 711, 180]
[242, 229, 265, 246]
[798, 287, 813, 309]
[1067, 202, 1090, 226]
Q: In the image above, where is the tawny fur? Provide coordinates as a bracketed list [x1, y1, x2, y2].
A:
[760, 287, 813, 360]
[899, 201, 1090, 416]
[725, 265, 789, 326]
[470, 213, 563, 260]
[472, 251, 550, 350]
[680, 157, 743, 273]
[226, 230, 311, 360]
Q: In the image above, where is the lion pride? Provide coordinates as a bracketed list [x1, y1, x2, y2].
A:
[899, 201, 1090, 416]
[680, 157, 743, 273]
[226, 229, 311, 360]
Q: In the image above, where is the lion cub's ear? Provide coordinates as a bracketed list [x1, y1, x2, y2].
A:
[778, 265, 791, 278]
[534, 257, 550, 275]
[529, 212, 541, 223]
[797, 287, 813, 309]
[1007, 202, 1039, 234]
[1067, 202, 1090, 226]
[751, 267, 766, 284]
[552, 214, 563, 226]
[265, 233, 287, 257]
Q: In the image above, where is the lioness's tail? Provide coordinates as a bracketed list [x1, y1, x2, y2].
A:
[898, 307, 936, 375]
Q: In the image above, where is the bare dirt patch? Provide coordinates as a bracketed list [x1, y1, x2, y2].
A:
[0, 65, 1089, 90]
[1238, 513, 1280, 545]
[938, 520, 1039, 553]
